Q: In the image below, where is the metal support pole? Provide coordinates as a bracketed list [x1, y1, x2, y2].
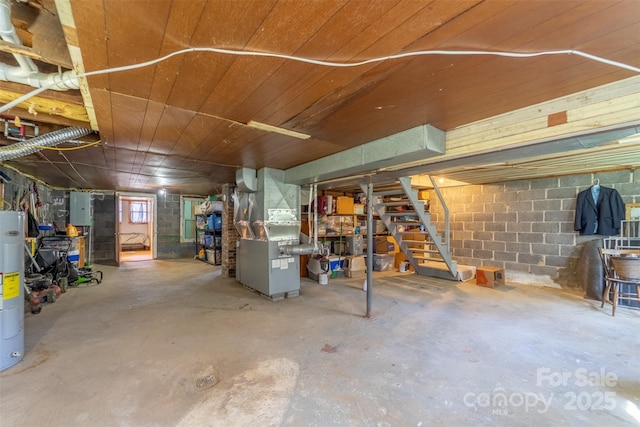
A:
[366, 182, 374, 318]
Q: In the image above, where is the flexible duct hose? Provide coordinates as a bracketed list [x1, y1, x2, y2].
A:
[280, 243, 317, 256]
[0, 127, 92, 161]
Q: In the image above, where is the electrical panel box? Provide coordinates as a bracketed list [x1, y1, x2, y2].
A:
[70, 192, 92, 226]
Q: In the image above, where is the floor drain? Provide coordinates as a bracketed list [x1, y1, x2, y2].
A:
[194, 374, 218, 389]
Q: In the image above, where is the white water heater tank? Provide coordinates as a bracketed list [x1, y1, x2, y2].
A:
[0, 211, 25, 371]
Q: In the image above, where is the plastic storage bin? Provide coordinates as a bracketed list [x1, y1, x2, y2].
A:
[208, 215, 222, 230]
[373, 254, 395, 271]
[343, 256, 366, 278]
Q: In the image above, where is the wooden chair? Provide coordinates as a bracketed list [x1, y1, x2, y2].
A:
[599, 248, 640, 316]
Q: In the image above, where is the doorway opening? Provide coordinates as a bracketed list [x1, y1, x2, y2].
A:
[116, 193, 157, 263]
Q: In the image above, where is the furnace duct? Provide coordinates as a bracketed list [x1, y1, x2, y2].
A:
[0, 126, 91, 161]
[279, 243, 316, 256]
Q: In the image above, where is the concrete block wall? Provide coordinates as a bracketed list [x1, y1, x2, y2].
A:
[93, 192, 195, 262]
[429, 170, 639, 288]
[157, 193, 193, 259]
[92, 193, 116, 265]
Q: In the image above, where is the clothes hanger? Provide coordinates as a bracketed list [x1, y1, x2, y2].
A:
[592, 178, 600, 187]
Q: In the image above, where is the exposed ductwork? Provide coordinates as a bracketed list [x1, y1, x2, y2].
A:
[0, 0, 79, 91]
[0, 126, 91, 161]
[285, 124, 445, 185]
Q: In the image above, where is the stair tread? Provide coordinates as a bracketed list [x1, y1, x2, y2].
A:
[385, 211, 418, 216]
[372, 190, 405, 196]
[412, 255, 445, 261]
[398, 231, 438, 237]
[378, 200, 412, 206]
[404, 248, 440, 253]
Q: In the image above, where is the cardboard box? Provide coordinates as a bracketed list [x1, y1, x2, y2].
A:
[336, 196, 354, 214]
[374, 236, 391, 253]
[418, 190, 430, 200]
[404, 232, 426, 242]
[403, 233, 426, 254]
[354, 203, 365, 215]
[387, 236, 399, 253]
[476, 266, 505, 288]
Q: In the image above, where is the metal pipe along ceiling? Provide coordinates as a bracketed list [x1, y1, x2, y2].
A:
[0, 127, 92, 161]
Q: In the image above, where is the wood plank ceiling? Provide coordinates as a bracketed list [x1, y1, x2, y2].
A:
[0, 0, 638, 194]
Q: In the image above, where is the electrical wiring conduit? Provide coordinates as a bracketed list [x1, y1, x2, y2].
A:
[0, 127, 91, 161]
[1, 44, 639, 114]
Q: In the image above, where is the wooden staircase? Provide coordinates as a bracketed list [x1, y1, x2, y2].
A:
[361, 176, 458, 280]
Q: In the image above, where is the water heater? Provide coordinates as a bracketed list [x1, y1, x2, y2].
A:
[0, 211, 25, 371]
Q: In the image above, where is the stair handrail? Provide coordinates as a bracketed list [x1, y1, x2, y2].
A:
[428, 175, 449, 249]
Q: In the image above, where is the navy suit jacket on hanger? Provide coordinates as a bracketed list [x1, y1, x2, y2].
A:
[574, 185, 625, 236]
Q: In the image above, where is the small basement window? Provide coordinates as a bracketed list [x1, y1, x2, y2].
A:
[129, 201, 149, 224]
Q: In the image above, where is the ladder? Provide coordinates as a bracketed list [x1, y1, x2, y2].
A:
[361, 176, 458, 280]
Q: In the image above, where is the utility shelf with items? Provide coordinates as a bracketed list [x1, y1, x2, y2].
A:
[195, 213, 222, 265]
[301, 213, 361, 255]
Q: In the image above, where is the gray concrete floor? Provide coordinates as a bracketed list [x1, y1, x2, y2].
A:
[1, 259, 639, 426]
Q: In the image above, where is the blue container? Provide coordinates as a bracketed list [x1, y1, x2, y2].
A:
[68, 250, 80, 264]
[328, 256, 344, 272]
[208, 215, 222, 230]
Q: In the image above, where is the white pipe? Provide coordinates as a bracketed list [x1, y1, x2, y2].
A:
[0, 63, 79, 90]
[0, 0, 78, 91]
[0, 0, 37, 74]
[313, 184, 318, 250]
